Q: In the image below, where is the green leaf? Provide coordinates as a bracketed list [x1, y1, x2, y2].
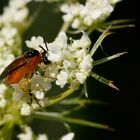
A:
[33, 112, 114, 131]
[59, 98, 108, 106]
[97, 19, 135, 32]
[104, 19, 135, 25]
[90, 27, 111, 56]
[60, 116, 114, 131]
[93, 52, 127, 66]
[108, 24, 134, 30]
[91, 72, 119, 90]
[98, 25, 134, 32]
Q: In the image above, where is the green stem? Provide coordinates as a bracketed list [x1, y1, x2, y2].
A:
[59, 98, 108, 106]
[93, 52, 127, 66]
[47, 88, 74, 107]
[87, 21, 103, 35]
[104, 19, 135, 25]
[90, 26, 111, 56]
[60, 117, 114, 131]
[62, 106, 82, 116]
[91, 72, 119, 90]
[59, 21, 71, 32]
[106, 24, 135, 30]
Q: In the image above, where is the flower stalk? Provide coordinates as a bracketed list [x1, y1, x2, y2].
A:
[47, 88, 74, 107]
[90, 26, 111, 56]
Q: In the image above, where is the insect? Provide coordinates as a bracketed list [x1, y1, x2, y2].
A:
[0, 36, 50, 85]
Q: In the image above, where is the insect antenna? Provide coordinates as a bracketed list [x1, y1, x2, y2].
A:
[42, 35, 49, 52]
[39, 45, 47, 52]
[39, 36, 51, 65]
[38, 35, 49, 53]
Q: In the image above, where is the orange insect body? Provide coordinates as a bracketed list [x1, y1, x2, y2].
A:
[4, 55, 41, 85]
[0, 37, 50, 85]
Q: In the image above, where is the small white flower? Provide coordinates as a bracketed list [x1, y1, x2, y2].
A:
[47, 32, 67, 62]
[61, 3, 82, 17]
[25, 36, 45, 51]
[73, 48, 87, 60]
[60, 132, 75, 140]
[31, 99, 40, 109]
[63, 14, 73, 22]
[53, 32, 67, 49]
[71, 18, 81, 28]
[46, 64, 59, 79]
[56, 70, 68, 88]
[1, 27, 17, 40]
[20, 103, 32, 116]
[63, 60, 76, 69]
[0, 53, 15, 74]
[70, 79, 80, 90]
[0, 26, 17, 48]
[34, 91, 44, 99]
[12, 84, 24, 101]
[10, 0, 31, 9]
[80, 54, 93, 72]
[31, 74, 51, 91]
[37, 134, 48, 140]
[0, 38, 5, 47]
[70, 31, 91, 52]
[38, 98, 48, 108]
[0, 83, 7, 94]
[0, 26, 17, 47]
[47, 49, 63, 62]
[0, 98, 7, 108]
[83, 16, 93, 26]
[1, 0, 30, 24]
[0, 52, 15, 73]
[75, 72, 87, 84]
[0, 84, 7, 108]
[17, 126, 33, 140]
[13, 8, 29, 23]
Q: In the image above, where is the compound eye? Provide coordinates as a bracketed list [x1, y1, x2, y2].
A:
[43, 55, 51, 64]
[24, 50, 39, 58]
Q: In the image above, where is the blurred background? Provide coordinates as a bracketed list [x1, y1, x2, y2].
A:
[0, 0, 138, 139]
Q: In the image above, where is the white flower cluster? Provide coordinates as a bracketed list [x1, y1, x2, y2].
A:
[17, 125, 74, 140]
[47, 32, 93, 88]
[12, 74, 51, 115]
[0, 0, 33, 74]
[0, 0, 31, 24]
[0, 0, 32, 109]
[61, 132, 75, 140]
[60, 0, 120, 29]
[26, 32, 93, 89]
[0, 26, 17, 73]
[18, 32, 93, 115]
[17, 126, 33, 140]
[17, 125, 48, 140]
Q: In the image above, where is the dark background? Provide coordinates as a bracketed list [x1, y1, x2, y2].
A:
[0, 0, 138, 140]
